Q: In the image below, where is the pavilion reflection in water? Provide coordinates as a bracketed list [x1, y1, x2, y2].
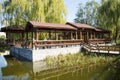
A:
[0, 21, 111, 62]
[2, 59, 108, 80]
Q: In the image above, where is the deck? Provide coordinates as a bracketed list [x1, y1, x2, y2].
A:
[83, 43, 120, 55]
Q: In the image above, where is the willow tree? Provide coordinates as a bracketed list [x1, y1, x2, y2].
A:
[3, 0, 67, 26]
[74, 0, 100, 26]
[3, 0, 32, 26]
[99, 0, 120, 43]
[2, 0, 67, 40]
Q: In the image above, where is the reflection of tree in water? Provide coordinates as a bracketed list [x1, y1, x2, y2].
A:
[32, 64, 107, 80]
[97, 58, 120, 80]
[3, 57, 120, 80]
[106, 60, 120, 80]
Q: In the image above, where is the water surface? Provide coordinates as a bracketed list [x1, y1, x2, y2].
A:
[1, 57, 119, 80]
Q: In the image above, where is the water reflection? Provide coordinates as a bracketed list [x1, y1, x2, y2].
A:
[2, 57, 120, 80]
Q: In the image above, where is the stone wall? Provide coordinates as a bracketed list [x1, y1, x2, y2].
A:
[10, 47, 33, 61]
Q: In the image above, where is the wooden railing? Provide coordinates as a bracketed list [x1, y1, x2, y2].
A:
[84, 44, 120, 54]
[88, 39, 111, 44]
[6, 39, 111, 49]
[34, 39, 83, 49]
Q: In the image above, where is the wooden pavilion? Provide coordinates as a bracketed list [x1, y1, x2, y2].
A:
[66, 22, 111, 43]
[1, 21, 111, 49]
[0, 21, 111, 61]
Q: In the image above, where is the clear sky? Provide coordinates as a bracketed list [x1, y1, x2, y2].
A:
[64, 0, 100, 22]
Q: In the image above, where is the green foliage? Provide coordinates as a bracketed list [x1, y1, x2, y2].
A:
[2, 0, 67, 26]
[0, 35, 5, 40]
[74, 0, 100, 26]
[0, 43, 10, 52]
[98, 0, 120, 43]
[45, 53, 115, 67]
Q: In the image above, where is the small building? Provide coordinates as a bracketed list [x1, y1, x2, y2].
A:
[0, 21, 111, 62]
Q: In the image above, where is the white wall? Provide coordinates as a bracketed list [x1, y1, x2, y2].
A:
[10, 45, 82, 62]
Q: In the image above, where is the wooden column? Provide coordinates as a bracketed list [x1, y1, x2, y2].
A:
[102, 33, 104, 39]
[94, 32, 96, 39]
[90, 31, 92, 39]
[35, 30, 39, 41]
[80, 31, 82, 39]
[32, 31, 34, 49]
[100, 33, 102, 39]
[49, 30, 51, 39]
[26, 32, 28, 40]
[6, 32, 9, 43]
[55, 31, 58, 40]
[7, 32, 10, 40]
[71, 32, 73, 39]
[75, 31, 78, 40]
[108, 32, 110, 39]
[63, 32, 66, 39]
[21, 32, 24, 40]
[87, 31, 89, 40]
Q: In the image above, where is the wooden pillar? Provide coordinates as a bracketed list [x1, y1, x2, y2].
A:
[76, 31, 78, 40]
[100, 33, 102, 39]
[32, 31, 34, 49]
[87, 31, 89, 40]
[63, 32, 66, 40]
[21, 32, 24, 40]
[90, 31, 92, 39]
[26, 32, 28, 40]
[80, 31, 82, 39]
[102, 33, 104, 39]
[55, 31, 58, 40]
[108, 32, 110, 39]
[7, 32, 10, 40]
[6, 32, 9, 43]
[35, 30, 39, 41]
[49, 30, 51, 39]
[71, 32, 73, 39]
[94, 32, 96, 39]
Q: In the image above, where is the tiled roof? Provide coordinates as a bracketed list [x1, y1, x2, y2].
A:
[26, 21, 77, 30]
[66, 22, 111, 33]
[66, 22, 95, 29]
[1, 26, 25, 32]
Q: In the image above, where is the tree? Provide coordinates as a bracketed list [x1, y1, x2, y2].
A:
[74, 0, 100, 26]
[98, 0, 120, 43]
[2, 0, 67, 26]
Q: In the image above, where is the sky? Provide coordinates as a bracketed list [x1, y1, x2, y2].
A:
[64, 0, 100, 22]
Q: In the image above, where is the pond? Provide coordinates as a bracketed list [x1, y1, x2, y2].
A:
[1, 57, 120, 80]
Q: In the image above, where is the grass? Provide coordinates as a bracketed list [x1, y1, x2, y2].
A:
[45, 52, 115, 68]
